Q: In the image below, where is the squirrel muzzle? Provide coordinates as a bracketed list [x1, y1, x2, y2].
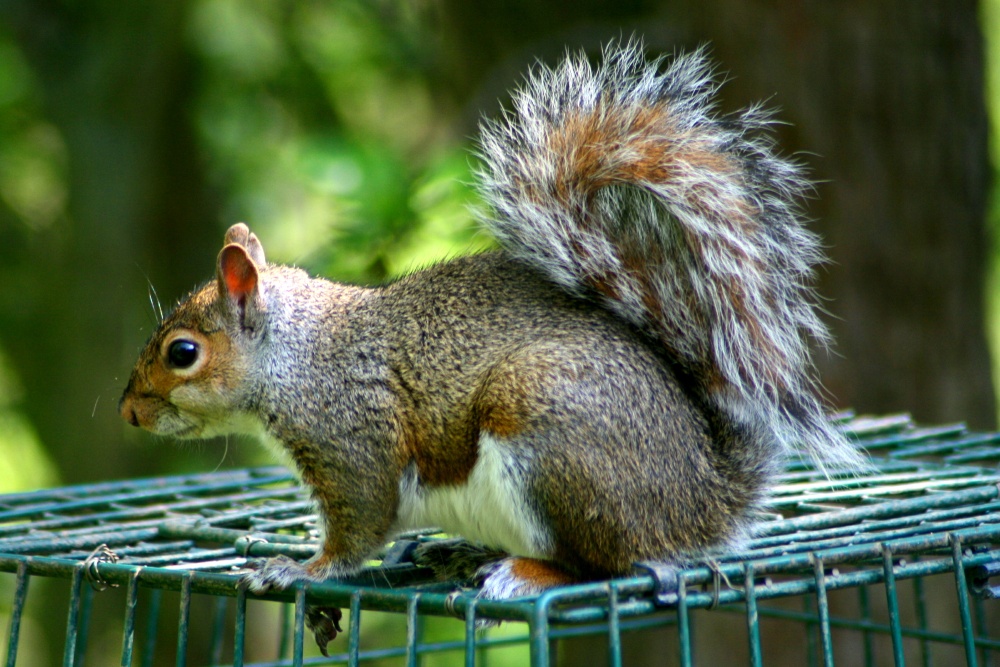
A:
[120, 394, 140, 428]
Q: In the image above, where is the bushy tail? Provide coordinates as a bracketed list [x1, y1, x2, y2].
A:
[476, 42, 864, 471]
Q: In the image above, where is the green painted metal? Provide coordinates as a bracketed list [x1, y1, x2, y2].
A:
[952, 536, 978, 667]
[121, 570, 140, 666]
[62, 566, 83, 667]
[141, 588, 162, 667]
[811, 558, 834, 667]
[348, 590, 362, 666]
[405, 593, 420, 667]
[881, 547, 905, 666]
[734, 604, 1000, 650]
[530, 591, 555, 667]
[743, 563, 761, 667]
[293, 586, 306, 667]
[677, 579, 692, 667]
[176, 574, 191, 667]
[607, 584, 622, 667]
[233, 586, 247, 667]
[4, 562, 28, 667]
[0, 414, 999, 664]
[463, 596, 478, 667]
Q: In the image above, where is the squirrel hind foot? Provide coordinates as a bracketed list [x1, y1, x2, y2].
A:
[475, 556, 578, 601]
[414, 539, 577, 601]
[413, 538, 508, 583]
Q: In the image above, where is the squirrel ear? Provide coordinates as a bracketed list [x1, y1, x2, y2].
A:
[217, 243, 259, 308]
[223, 222, 267, 267]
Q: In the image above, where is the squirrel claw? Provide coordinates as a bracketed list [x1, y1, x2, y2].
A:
[242, 557, 268, 572]
[239, 554, 308, 594]
[240, 556, 345, 653]
[306, 605, 344, 657]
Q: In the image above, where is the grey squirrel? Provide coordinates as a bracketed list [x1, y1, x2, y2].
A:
[120, 42, 862, 625]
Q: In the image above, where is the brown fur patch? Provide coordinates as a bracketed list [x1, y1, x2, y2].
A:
[588, 271, 621, 302]
[508, 557, 577, 588]
[390, 369, 480, 487]
[139, 329, 207, 397]
[546, 103, 783, 390]
[546, 103, 745, 200]
[415, 428, 479, 486]
[474, 350, 558, 439]
[406, 418, 480, 487]
[413, 442, 479, 487]
[158, 328, 235, 391]
[124, 325, 239, 429]
[476, 392, 528, 439]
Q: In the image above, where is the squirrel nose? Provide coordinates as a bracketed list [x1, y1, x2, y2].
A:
[120, 396, 140, 427]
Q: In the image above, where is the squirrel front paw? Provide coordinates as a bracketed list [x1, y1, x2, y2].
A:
[241, 555, 309, 593]
[240, 554, 339, 593]
[240, 555, 345, 656]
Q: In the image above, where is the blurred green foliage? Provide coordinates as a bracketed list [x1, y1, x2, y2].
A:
[984, 0, 1000, 402]
[187, 0, 488, 283]
[0, 24, 62, 493]
[0, 30, 67, 233]
[0, 348, 55, 492]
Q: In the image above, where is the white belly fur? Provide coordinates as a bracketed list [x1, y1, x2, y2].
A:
[393, 433, 553, 558]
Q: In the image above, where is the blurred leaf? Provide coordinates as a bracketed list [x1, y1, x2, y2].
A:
[187, 0, 476, 285]
[0, 123, 68, 231]
[0, 31, 67, 232]
[0, 37, 32, 109]
[0, 347, 56, 492]
[385, 151, 492, 276]
[188, 0, 288, 80]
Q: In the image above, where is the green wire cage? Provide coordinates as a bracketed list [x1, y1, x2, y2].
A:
[1, 413, 999, 666]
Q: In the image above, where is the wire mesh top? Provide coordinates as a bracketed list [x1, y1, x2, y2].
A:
[0, 413, 998, 624]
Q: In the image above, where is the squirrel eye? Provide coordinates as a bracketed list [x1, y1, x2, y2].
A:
[166, 339, 200, 369]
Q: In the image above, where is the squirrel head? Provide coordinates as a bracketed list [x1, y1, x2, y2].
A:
[119, 223, 271, 439]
